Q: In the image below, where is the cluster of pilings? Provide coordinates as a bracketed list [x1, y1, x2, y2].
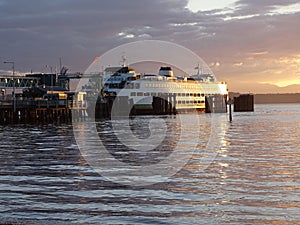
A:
[233, 94, 254, 112]
[205, 95, 228, 113]
[93, 96, 134, 119]
[152, 93, 177, 115]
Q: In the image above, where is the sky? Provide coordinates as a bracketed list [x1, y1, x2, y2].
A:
[0, 0, 300, 93]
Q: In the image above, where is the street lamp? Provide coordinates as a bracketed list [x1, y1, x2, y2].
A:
[3, 61, 16, 113]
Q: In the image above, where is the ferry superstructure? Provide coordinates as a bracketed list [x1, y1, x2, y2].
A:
[102, 66, 228, 112]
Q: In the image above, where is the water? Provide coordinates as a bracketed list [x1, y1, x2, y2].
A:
[0, 104, 299, 224]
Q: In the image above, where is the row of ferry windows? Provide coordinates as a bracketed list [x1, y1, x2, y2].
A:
[177, 100, 205, 104]
[130, 92, 205, 97]
[144, 83, 203, 89]
[125, 83, 205, 90]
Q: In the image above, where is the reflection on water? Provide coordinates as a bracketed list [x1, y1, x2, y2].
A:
[0, 104, 299, 224]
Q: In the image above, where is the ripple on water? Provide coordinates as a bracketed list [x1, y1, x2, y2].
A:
[0, 105, 299, 224]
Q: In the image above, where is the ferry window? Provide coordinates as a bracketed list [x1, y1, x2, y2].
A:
[197, 93, 201, 97]
[178, 100, 182, 104]
[130, 92, 136, 96]
[144, 92, 150, 96]
[135, 83, 140, 89]
[137, 92, 143, 96]
[151, 92, 156, 96]
[201, 93, 205, 97]
[126, 83, 134, 89]
[177, 93, 181, 97]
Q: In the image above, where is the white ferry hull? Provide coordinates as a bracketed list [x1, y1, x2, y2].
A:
[106, 79, 228, 112]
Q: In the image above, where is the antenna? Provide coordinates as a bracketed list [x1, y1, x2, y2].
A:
[59, 57, 62, 75]
[195, 63, 200, 75]
[121, 53, 127, 67]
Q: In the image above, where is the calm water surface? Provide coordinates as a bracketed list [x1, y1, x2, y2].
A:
[0, 104, 299, 224]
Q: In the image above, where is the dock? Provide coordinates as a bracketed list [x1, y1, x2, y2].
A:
[233, 94, 254, 112]
[0, 98, 86, 124]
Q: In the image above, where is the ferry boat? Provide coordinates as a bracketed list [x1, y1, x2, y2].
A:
[102, 66, 228, 113]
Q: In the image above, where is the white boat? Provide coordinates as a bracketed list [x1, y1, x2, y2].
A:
[102, 66, 228, 113]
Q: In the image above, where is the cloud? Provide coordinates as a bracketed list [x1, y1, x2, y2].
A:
[0, 0, 193, 70]
[0, 0, 299, 93]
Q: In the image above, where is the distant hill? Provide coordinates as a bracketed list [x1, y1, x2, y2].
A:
[254, 93, 300, 104]
[229, 92, 300, 104]
[228, 83, 300, 94]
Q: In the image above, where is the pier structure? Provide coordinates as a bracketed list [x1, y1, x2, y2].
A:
[233, 94, 254, 112]
[0, 75, 40, 97]
[0, 92, 87, 124]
